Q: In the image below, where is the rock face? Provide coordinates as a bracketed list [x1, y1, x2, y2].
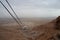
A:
[55, 16, 60, 30]
[31, 16, 60, 40]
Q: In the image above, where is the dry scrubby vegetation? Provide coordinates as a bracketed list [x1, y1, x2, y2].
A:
[0, 17, 60, 40]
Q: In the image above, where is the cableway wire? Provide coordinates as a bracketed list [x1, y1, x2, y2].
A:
[0, 1, 22, 27]
[5, 0, 23, 25]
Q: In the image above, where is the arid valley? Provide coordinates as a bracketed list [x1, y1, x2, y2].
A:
[0, 17, 60, 40]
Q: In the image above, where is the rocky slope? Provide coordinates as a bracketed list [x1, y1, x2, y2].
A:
[0, 16, 60, 40]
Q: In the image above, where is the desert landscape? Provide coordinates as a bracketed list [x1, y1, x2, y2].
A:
[0, 16, 60, 40]
[0, 0, 60, 40]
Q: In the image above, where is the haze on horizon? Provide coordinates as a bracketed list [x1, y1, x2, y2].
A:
[0, 0, 60, 18]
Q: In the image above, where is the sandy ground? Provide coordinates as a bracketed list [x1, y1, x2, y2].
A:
[0, 18, 59, 40]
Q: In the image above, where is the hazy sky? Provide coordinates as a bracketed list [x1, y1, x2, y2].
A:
[0, 0, 60, 18]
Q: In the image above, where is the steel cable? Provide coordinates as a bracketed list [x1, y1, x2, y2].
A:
[0, 1, 22, 27]
[5, 0, 22, 25]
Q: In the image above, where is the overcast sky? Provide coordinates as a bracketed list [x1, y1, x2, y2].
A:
[0, 0, 60, 18]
